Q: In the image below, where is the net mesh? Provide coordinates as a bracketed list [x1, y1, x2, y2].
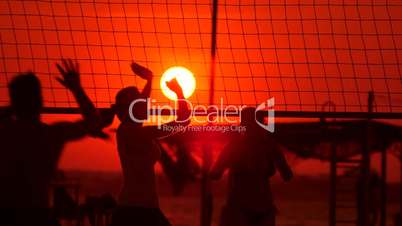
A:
[0, 0, 401, 113]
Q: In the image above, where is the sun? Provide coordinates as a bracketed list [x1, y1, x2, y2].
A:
[160, 66, 196, 100]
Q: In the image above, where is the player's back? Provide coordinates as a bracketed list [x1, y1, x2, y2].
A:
[116, 121, 160, 208]
[0, 119, 64, 208]
[226, 135, 276, 211]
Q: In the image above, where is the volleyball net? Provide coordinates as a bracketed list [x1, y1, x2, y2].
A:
[0, 0, 401, 115]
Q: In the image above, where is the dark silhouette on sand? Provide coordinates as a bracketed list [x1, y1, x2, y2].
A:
[0, 59, 104, 226]
[109, 62, 190, 226]
[210, 107, 293, 226]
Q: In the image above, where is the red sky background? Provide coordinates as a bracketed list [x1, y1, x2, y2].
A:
[0, 0, 401, 180]
[1, 0, 401, 111]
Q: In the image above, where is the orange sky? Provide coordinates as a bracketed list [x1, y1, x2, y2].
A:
[0, 0, 401, 111]
[0, 1, 401, 180]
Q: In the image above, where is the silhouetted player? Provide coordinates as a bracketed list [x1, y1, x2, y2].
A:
[0, 59, 104, 226]
[110, 63, 190, 226]
[210, 107, 293, 226]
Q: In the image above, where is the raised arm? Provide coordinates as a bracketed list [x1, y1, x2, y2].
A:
[131, 62, 153, 98]
[143, 78, 191, 138]
[55, 59, 102, 132]
[166, 78, 190, 123]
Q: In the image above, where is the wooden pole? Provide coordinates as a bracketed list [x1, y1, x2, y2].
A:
[359, 92, 374, 226]
[380, 143, 387, 226]
[399, 146, 401, 226]
[201, 1, 218, 226]
[329, 138, 337, 226]
[201, 143, 213, 226]
[208, 0, 218, 106]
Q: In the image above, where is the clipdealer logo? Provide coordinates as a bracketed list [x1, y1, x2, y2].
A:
[128, 97, 275, 133]
[255, 97, 275, 133]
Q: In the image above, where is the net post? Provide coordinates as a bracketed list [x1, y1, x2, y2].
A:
[400, 148, 402, 225]
[360, 91, 374, 226]
[380, 138, 387, 226]
[200, 0, 218, 226]
[200, 142, 213, 226]
[378, 94, 387, 226]
[329, 127, 337, 226]
[208, 0, 218, 106]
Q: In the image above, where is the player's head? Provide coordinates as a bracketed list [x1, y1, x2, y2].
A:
[114, 86, 147, 123]
[9, 72, 43, 121]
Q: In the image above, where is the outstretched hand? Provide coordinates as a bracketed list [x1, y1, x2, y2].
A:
[166, 78, 184, 97]
[131, 62, 153, 81]
[56, 59, 81, 91]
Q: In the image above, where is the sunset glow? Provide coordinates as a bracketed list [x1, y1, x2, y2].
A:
[160, 66, 196, 100]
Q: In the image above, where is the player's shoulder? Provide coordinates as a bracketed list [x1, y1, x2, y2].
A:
[116, 122, 143, 138]
[117, 121, 135, 133]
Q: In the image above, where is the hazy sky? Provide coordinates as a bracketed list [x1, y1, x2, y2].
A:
[1, 0, 401, 112]
[0, 1, 400, 181]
